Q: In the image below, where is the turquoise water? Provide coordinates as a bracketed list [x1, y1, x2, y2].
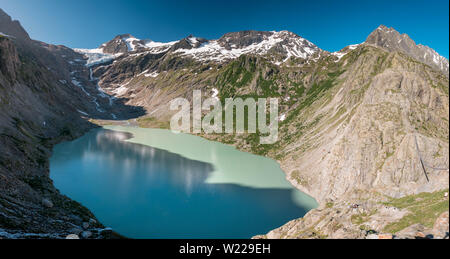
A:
[50, 126, 317, 239]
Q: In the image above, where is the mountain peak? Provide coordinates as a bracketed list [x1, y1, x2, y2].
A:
[172, 30, 320, 63]
[375, 24, 394, 32]
[116, 33, 135, 39]
[366, 25, 449, 76]
[100, 34, 147, 54]
[0, 8, 30, 41]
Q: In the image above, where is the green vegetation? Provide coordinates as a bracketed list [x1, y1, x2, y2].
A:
[12, 117, 39, 142]
[435, 82, 449, 96]
[257, 75, 281, 97]
[351, 212, 370, 225]
[290, 169, 309, 186]
[283, 70, 344, 125]
[383, 189, 449, 233]
[371, 52, 389, 76]
[245, 130, 279, 156]
[433, 144, 443, 158]
[137, 117, 170, 129]
[216, 55, 257, 97]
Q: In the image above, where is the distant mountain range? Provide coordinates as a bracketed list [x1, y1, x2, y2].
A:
[75, 26, 448, 76]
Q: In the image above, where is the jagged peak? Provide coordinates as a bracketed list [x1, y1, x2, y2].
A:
[115, 33, 135, 39]
[374, 24, 394, 32]
[184, 35, 208, 46]
[99, 34, 147, 54]
[0, 8, 30, 41]
[366, 25, 449, 76]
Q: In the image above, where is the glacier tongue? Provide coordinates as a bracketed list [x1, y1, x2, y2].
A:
[73, 48, 122, 67]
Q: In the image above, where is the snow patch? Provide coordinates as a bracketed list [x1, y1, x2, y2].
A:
[77, 110, 89, 116]
[331, 51, 346, 62]
[176, 31, 319, 62]
[71, 79, 91, 96]
[212, 88, 219, 99]
[143, 40, 177, 54]
[113, 85, 129, 96]
[331, 43, 360, 62]
[0, 32, 13, 38]
[74, 48, 122, 67]
[123, 35, 139, 51]
[145, 71, 159, 78]
[348, 44, 360, 50]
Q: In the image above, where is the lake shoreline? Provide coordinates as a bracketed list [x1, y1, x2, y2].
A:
[92, 119, 319, 200]
[88, 119, 321, 238]
[49, 125, 318, 239]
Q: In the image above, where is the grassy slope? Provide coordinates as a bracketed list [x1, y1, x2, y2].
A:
[383, 189, 449, 233]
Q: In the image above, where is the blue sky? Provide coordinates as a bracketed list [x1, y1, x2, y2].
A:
[1, 0, 449, 57]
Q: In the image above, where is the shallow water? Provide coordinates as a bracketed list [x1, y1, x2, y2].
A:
[50, 126, 317, 239]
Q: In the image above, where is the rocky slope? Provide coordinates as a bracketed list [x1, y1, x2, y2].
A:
[0, 8, 141, 238]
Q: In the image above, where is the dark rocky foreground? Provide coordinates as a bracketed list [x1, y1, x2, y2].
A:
[0, 8, 136, 239]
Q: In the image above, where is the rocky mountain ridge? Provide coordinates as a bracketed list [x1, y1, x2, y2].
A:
[78, 30, 322, 65]
[77, 26, 449, 77]
[0, 9, 30, 41]
[366, 25, 449, 76]
[0, 8, 142, 238]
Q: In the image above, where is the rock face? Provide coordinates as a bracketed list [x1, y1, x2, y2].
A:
[283, 58, 449, 202]
[102, 34, 143, 54]
[170, 35, 208, 51]
[0, 8, 144, 237]
[0, 8, 30, 41]
[218, 31, 274, 49]
[432, 211, 449, 239]
[217, 30, 320, 59]
[42, 198, 54, 208]
[366, 25, 449, 76]
[0, 37, 20, 81]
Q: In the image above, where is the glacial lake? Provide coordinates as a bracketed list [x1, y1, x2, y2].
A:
[50, 126, 317, 239]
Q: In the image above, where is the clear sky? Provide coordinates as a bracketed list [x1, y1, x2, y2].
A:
[1, 0, 449, 57]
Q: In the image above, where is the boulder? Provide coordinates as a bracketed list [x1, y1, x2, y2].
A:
[42, 198, 53, 208]
[81, 231, 92, 239]
[432, 211, 449, 239]
[378, 234, 393, 239]
[100, 228, 113, 238]
[82, 222, 89, 229]
[70, 228, 83, 235]
[395, 224, 426, 239]
[66, 234, 79, 239]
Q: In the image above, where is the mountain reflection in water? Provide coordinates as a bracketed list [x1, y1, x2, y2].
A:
[51, 128, 314, 239]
